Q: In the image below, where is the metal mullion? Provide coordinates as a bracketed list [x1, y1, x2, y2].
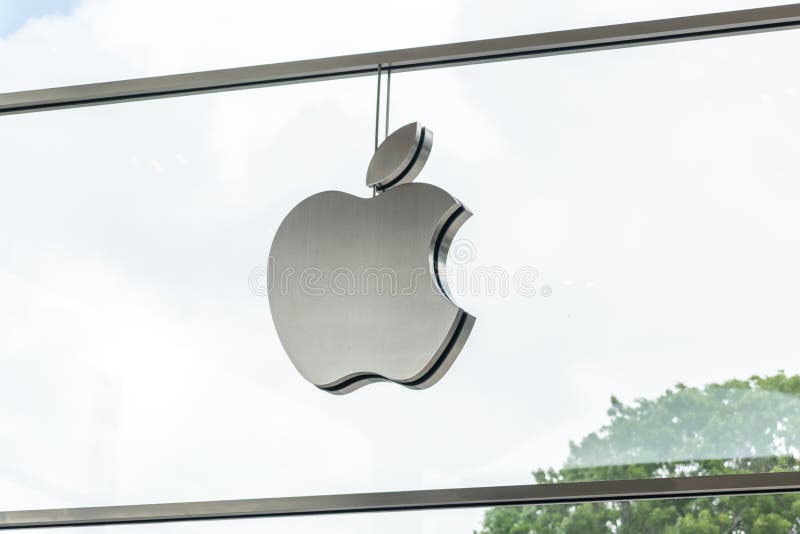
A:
[1, 4, 800, 115]
[1, 472, 799, 529]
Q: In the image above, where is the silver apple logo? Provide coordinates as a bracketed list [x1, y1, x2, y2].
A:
[268, 122, 475, 394]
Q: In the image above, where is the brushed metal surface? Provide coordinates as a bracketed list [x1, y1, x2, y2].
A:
[2, 4, 800, 115]
[366, 122, 432, 190]
[1, 473, 799, 529]
[268, 182, 474, 393]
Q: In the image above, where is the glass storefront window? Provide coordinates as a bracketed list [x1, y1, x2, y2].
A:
[1, 2, 799, 531]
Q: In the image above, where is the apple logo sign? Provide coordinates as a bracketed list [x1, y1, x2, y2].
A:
[268, 122, 475, 394]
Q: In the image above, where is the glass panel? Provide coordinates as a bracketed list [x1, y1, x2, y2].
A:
[0, 0, 788, 91]
[395, 28, 800, 487]
[1, 24, 799, 511]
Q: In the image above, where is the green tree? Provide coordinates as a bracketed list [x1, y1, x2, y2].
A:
[478, 372, 800, 533]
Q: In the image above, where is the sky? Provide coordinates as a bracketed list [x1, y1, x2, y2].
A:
[0, 0, 77, 37]
[1, 1, 799, 533]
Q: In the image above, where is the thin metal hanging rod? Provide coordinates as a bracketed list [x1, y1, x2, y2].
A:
[385, 68, 391, 140]
[0, 472, 798, 529]
[1, 3, 800, 116]
[374, 64, 382, 150]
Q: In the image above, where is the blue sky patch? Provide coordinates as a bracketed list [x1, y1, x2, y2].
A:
[0, 0, 79, 38]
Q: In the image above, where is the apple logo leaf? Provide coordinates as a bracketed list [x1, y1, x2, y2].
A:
[366, 122, 432, 191]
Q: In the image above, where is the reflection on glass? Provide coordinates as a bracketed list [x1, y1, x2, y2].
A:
[481, 495, 800, 533]
[481, 494, 800, 533]
[478, 371, 800, 532]
[551, 371, 800, 480]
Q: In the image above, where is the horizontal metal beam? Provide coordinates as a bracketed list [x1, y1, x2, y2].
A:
[2, 4, 800, 115]
[0, 472, 798, 529]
